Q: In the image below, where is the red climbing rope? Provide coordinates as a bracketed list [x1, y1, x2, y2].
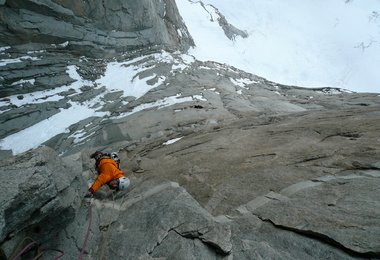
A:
[78, 204, 93, 260]
[9, 203, 92, 260]
[52, 248, 65, 260]
[9, 236, 64, 260]
[10, 241, 37, 260]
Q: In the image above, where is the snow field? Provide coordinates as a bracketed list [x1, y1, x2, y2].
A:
[176, 0, 380, 93]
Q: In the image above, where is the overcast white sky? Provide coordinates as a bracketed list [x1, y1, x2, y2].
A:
[176, 0, 380, 93]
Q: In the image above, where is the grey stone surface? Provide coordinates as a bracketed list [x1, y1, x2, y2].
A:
[0, 50, 379, 259]
[1, 1, 380, 258]
[193, 2, 248, 41]
[1, 144, 379, 259]
[252, 174, 380, 255]
[0, 102, 66, 139]
[0, 0, 194, 57]
[210, 4, 248, 40]
[99, 180, 232, 259]
[139, 105, 380, 216]
[0, 146, 84, 256]
[32, 177, 362, 260]
[229, 213, 358, 260]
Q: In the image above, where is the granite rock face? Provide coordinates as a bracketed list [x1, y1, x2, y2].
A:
[0, 49, 380, 260]
[194, 2, 248, 41]
[1, 0, 380, 259]
[3, 162, 376, 259]
[252, 174, 380, 256]
[0, 0, 194, 57]
[0, 146, 84, 258]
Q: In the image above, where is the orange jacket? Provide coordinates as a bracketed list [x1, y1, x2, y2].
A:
[89, 158, 124, 193]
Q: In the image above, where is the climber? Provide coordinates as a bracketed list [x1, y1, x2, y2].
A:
[85, 151, 130, 197]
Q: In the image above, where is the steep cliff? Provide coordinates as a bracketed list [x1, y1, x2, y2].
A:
[1, 0, 380, 259]
[0, 0, 194, 57]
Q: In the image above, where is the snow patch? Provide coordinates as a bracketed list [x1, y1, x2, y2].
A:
[0, 65, 92, 108]
[204, 87, 220, 95]
[71, 130, 96, 144]
[96, 61, 165, 99]
[177, 29, 183, 38]
[0, 46, 11, 52]
[0, 102, 108, 155]
[11, 79, 35, 86]
[0, 56, 40, 67]
[51, 41, 69, 48]
[27, 50, 46, 54]
[113, 94, 206, 119]
[316, 88, 353, 95]
[230, 77, 257, 88]
[163, 137, 183, 145]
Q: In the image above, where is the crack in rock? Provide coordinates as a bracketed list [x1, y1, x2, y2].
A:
[147, 222, 186, 255]
[174, 225, 232, 255]
[239, 171, 380, 258]
[257, 216, 380, 258]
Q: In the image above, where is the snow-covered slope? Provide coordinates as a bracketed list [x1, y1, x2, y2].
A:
[176, 0, 380, 93]
[0, 52, 198, 154]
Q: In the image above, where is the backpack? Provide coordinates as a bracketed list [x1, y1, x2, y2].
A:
[91, 150, 121, 169]
[103, 151, 121, 168]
